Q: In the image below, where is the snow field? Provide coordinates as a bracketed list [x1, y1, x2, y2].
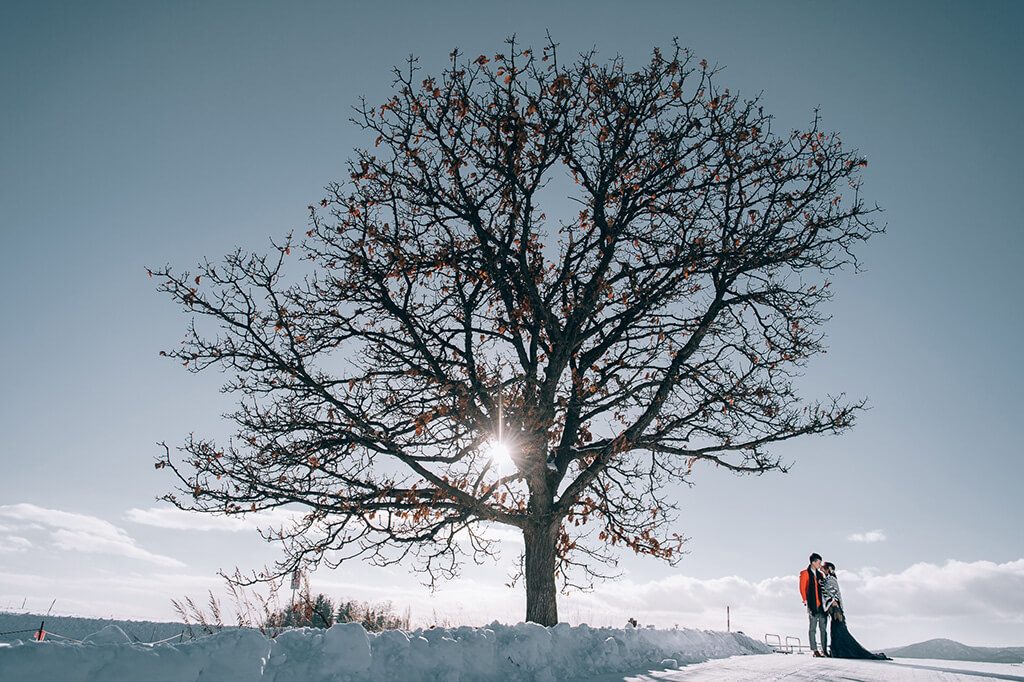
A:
[0, 621, 770, 682]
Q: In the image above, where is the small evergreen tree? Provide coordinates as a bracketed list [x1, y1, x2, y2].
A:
[335, 600, 358, 624]
[311, 594, 335, 628]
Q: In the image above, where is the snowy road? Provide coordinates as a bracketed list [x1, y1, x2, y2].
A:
[583, 654, 1024, 681]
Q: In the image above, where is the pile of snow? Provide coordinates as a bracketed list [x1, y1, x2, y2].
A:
[0, 612, 190, 644]
[81, 625, 134, 645]
[0, 621, 769, 681]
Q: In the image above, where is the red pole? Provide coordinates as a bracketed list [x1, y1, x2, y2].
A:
[35, 621, 45, 641]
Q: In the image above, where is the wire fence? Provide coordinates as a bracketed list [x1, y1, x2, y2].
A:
[0, 629, 39, 637]
[0, 620, 192, 646]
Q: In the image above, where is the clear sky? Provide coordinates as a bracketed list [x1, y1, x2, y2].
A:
[1, 0, 1022, 648]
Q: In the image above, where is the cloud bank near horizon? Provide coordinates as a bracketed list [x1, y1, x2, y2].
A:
[2, 556, 1019, 647]
[1, 503, 1021, 647]
[571, 558, 1024, 639]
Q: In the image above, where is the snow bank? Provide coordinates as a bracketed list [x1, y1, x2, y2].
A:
[0, 621, 770, 682]
[0, 612, 189, 644]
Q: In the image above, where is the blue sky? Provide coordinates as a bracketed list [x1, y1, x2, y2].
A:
[1, 1, 1022, 647]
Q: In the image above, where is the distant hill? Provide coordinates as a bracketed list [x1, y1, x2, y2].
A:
[886, 638, 1024, 664]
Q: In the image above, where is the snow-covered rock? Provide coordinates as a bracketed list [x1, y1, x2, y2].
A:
[0, 621, 771, 681]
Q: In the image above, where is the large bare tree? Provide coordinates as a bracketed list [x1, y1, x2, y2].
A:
[152, 40, 880, 626]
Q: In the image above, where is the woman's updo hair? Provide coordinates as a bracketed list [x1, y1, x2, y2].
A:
[824, 562, 836, 573]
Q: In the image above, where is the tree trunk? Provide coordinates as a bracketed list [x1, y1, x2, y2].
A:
[523, 522, 559, 626]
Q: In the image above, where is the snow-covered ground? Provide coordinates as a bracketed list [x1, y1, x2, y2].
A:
[6, 619, 1020, 682]
[0, 621, 770, 681]
[586, 653, 1024, 681]
[892, 658, 1024, 678]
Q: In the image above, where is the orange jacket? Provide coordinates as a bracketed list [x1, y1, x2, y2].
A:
[799, 568, 823, 610]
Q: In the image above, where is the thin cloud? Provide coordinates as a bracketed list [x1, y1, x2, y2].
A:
[0, 503, 184, 568]
[0, 568, 223, 621]
[125, 506, 301, 532]
[848, 529, 887, 543]
[0, 535, 32, 553]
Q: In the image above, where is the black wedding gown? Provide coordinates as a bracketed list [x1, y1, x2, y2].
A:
[829, 606, 891, 660]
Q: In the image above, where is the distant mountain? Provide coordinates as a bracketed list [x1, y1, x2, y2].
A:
[885, 638, 1024, 664]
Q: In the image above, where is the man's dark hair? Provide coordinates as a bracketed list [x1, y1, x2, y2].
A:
[809, 553, 822, 563]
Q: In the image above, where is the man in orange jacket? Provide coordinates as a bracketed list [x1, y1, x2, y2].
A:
[799, 552, 828, 656]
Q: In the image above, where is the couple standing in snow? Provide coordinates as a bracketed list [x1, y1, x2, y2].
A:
[799, 552, 890, 660]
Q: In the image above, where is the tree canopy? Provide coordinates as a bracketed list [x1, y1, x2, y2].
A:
[152, 39, 880, 625]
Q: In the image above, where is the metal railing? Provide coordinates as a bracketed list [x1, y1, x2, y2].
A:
[764, 633, 813, 654]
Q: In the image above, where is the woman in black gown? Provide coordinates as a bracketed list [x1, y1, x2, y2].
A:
[821, 562, 891, 660]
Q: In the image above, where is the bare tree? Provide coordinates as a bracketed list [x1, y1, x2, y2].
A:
[151, 38, 880, 626]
